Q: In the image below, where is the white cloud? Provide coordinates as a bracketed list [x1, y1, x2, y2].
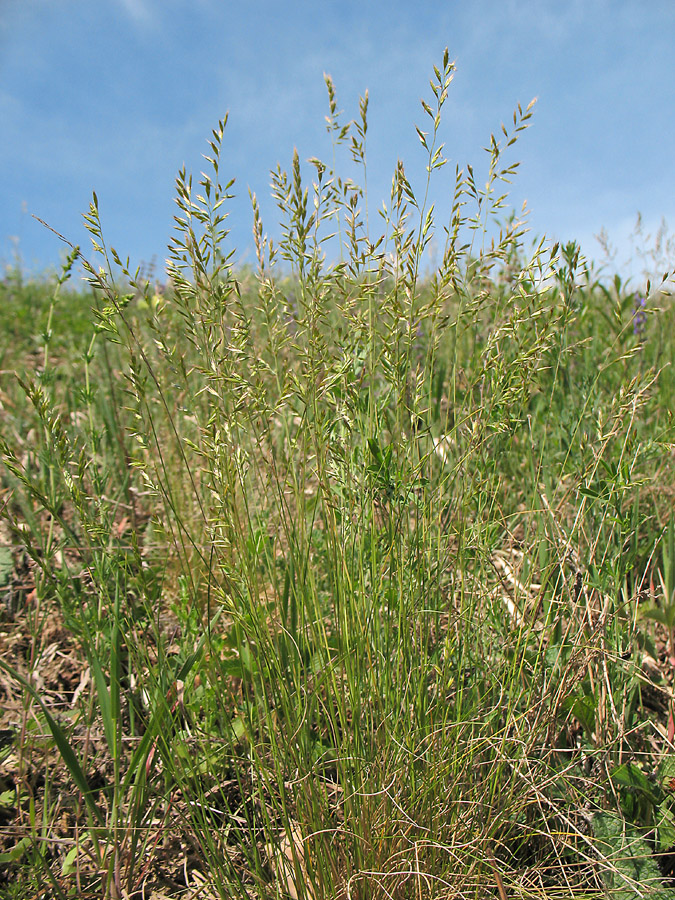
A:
[116, 0, 155, 27]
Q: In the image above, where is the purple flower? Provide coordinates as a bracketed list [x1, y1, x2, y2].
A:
[633, 294, 647, 339]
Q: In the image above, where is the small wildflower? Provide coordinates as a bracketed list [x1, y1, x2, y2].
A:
[633, 294, 647, 339]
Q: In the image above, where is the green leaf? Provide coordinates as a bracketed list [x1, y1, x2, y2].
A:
[661, 756, 675, 784]
[0, 835, 32, 864]
[0, 546, 13, 588]
[642, 607, 672, 628]
[89, 652, 114, 754]
[0, 789, 15, 808]
[562, 693, 597, 736]
[610, 762, 658, 803]
[593, 812, 675, 899]
[658, 806, 675, 853]
[61, 845, 80, 876]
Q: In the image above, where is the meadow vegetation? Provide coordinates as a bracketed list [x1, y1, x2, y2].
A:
[1, 50, 675, 898]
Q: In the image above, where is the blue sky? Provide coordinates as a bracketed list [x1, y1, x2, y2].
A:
[1, 0, 674, 284]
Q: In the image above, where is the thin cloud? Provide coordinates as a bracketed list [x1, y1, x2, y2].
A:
[116, 0, 155, 27]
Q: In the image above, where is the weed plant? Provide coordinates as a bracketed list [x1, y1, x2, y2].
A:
[1, 49, 675, 899]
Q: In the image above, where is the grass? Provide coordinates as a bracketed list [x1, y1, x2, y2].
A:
[1, 49, 675, 898]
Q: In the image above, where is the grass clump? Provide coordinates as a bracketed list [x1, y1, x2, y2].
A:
[1, 49, 675, 899]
